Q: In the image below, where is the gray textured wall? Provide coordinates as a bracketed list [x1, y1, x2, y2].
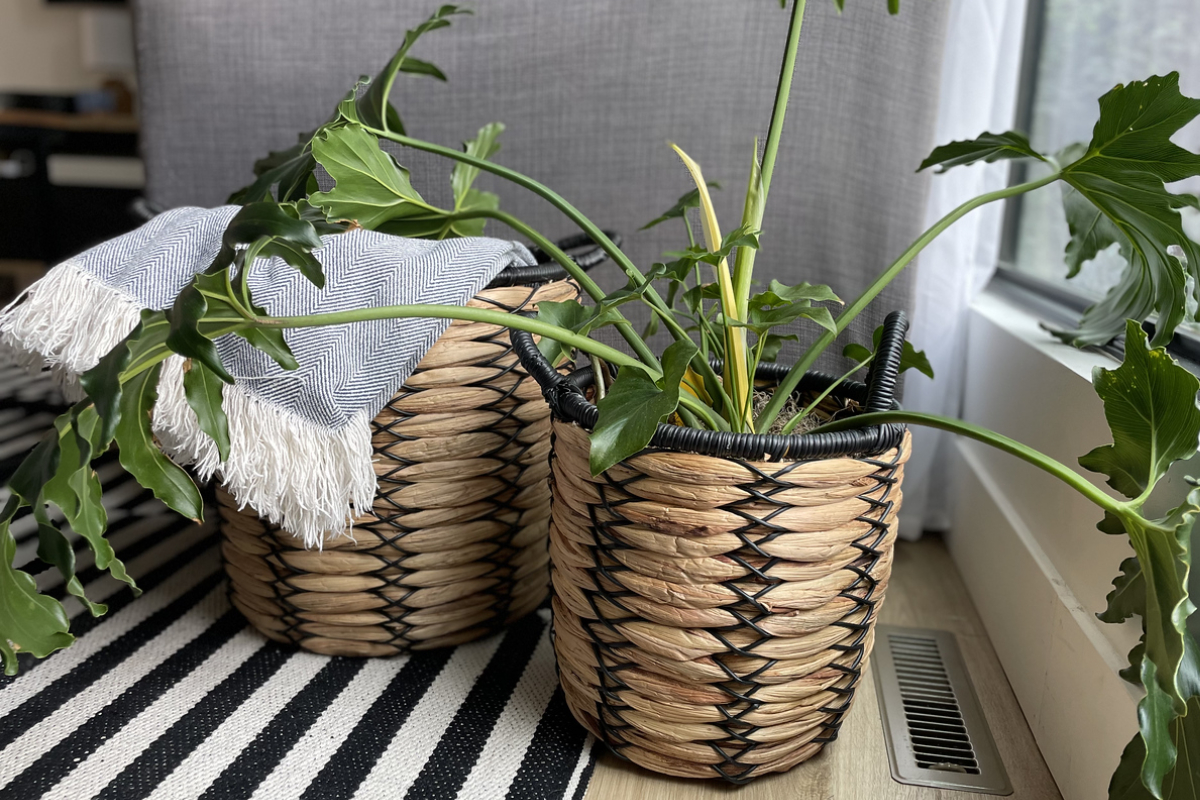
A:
[133, 0, 949, 367]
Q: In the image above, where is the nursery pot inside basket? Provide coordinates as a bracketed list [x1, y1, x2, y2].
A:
[509, 313, 911, 783]
[218, 233, 617, 659]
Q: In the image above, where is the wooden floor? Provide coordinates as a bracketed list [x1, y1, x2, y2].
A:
[584, 535, 1062, 800]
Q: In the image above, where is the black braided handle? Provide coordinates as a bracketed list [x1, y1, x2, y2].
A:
[864, 310, 909, 414]
[488, 230, 622, 287]
[509, 312, 910, 461]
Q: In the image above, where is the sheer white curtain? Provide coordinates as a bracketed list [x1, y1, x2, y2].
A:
[900, 0, 1030, 538]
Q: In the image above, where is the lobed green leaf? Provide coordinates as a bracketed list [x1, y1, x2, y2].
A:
[589, 339, 698, 475]
[917, 131, 1044, 173]
[183, 360, 232, 463]
[1051, 74, 1200, 347]
[0, 519, 73, 675]
[114, 362, 204, 523]
[1080, 321, 1200, 499]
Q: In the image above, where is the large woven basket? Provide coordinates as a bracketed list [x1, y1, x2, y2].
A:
[218, 235, 611, 656]
[510, 312, 911, 783]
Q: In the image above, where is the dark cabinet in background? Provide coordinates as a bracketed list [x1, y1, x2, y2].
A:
[0, 111, 142, 265]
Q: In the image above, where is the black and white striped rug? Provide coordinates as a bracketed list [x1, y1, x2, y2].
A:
[0, 365, 598, 800]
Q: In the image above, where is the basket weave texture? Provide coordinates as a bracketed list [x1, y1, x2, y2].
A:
[549, 418, 911, 782]
[218, 277, 580, 656]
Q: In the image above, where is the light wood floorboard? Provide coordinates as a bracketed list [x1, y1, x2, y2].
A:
[584, 535, 1062, 800]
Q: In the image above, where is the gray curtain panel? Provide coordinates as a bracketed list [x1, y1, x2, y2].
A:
[132, 0, 950, 369]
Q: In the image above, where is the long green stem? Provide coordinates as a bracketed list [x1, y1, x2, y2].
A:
[760, 0, 806, 200]
[261, 303, 729, 429]
[680, 394, 728, 431]
[814, 409, 1122, 513]
[261, 303, 655, 376]
[457, 207, 661, 371]
[364, 126, 733, 399]
[780, 355, 871, 435]
[756, 171, 1061, 431]
[732, 0, 807, 315]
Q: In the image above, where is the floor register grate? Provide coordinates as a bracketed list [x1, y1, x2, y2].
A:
[873, 625, 1013, 795]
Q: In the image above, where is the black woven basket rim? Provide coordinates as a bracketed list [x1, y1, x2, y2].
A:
[510, 310, 910, 462]
[485, 231, 620, 288]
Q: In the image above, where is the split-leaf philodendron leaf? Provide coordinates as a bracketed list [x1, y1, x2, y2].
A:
[228, 5, 465, 204]
[919, 74, 1200, 349]
[310, 124, 432, 229]
[1085, 321, 1200, 798]
[589, 338, 698, 475]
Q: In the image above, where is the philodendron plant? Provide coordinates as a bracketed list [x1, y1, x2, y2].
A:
[3, 2, 1200, 796]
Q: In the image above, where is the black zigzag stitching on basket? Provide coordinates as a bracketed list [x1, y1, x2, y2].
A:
[567, 437, 906, 784]
[221, 277, 582, 655]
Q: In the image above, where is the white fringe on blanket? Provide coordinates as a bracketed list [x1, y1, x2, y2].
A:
[1, 261, 377, 547]
[0, 207, 531, 547]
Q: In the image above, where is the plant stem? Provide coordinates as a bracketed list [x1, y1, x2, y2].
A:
[680, 394, 728, 431]
[756, 171, 1061, 430]
[591, 355, 606, 400]
[732, 0, 807, 317]
[367, 128, 684, 332]
[261, 303, 656, 376]
[760, 0, 806, 201]
[780, 355, 871, 434]
[814, 409, 1122, 513]
[458, 207, 662, 371]
[371, 127, 732, 408]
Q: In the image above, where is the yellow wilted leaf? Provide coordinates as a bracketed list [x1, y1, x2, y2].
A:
[669, 143, 753, 430]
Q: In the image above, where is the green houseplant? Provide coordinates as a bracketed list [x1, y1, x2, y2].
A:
[1, 0, 1199, 794]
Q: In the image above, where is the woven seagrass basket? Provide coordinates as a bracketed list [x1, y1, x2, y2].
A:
[218, 234, 613, 656]
[510, 311, 911, 783]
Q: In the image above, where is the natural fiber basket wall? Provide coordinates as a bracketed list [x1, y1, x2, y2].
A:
[549, 420, 911, 781]
[218, 277, 580, 656]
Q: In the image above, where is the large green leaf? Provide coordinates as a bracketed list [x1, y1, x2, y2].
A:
[589, 339, 697, 475]
[1083, 322, 1200, 796]
[1081, 321, 1200, 499]
[917, 131, 1044, 173]
[224, 202, 325, 287]
[310, 124, 434, 228]
[166, 283, 235, 385]
[356, 5, 469, 134]
[183, 360, 231, 463]
[1052, 74, 1200, 347]
[1110, 696, 1200, 799]
[228, 6, 463, 203]
[42, 407, 136, 594]
[114, 362, 203, 523]
[0, 519, 73, 675]
[227, 133, 319, 205]
[1109, 635, 1200, 800]
[535, 299, 625, 365]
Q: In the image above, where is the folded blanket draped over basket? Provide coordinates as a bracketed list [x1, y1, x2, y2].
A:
[0, 206, 538, 546]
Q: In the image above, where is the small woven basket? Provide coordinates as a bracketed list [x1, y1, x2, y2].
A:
[219, 235, 612, 656]
[511, 312, 912, 783]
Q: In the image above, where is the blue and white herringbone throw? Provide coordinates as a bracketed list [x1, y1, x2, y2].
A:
[0, 206, 538, 545]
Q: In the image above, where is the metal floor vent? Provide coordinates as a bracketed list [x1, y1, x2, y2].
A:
[873, 625, 1012, 795]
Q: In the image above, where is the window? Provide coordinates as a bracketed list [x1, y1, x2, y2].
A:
[1000, 0, 1200, 302]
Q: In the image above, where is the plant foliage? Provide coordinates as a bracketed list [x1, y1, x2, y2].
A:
[3, 5, 1200, 797]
